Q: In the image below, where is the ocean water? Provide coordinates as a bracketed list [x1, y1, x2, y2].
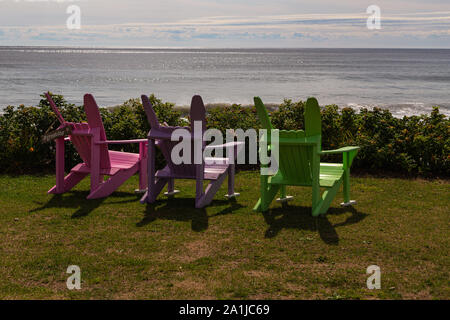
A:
[1, 47, 449, 117]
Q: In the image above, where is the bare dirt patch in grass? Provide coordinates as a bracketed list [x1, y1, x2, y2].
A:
[181, 240, 212, 263]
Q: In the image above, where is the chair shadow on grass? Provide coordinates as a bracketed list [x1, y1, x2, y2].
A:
[262, 204, 367, 245]
[29, 191, 139, 218]
[137, 197, 243, 232]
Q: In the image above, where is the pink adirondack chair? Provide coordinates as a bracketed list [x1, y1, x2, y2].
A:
[140, 94, 242, 208]
[45, 92, 148, 199]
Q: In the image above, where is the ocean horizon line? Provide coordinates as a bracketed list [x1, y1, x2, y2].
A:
[2, 46, 450, 50]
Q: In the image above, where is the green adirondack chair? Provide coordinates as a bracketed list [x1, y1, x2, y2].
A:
[253, 96, 360, 216]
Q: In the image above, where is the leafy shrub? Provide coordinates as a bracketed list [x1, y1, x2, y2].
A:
[270, 103, 449, 176]
[0, 94, 448, 177]
[207, 104, 261, 133]
[271, 99, 305, 130]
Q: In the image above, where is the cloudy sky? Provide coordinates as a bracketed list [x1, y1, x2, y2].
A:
[0, 0, 449, 47]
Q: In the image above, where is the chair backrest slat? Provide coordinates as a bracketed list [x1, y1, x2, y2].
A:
[254, 97, 273, 131]
[45, 92, 65, 125]
[141, 95, 160, 129]
[141, 95, 199, 178]
[45, 92, 111, 169]
[141, 94, 185, 172]
[305, 97, 322, 139]
[254, 96, 321, 186]
[278, 130, 314, 185]
[83, 94, 111, 168]
[71, 122, 92, 167]
[190, 95, 206, 133]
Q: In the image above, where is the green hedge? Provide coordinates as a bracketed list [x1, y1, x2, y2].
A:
[0, 94, 448, 177]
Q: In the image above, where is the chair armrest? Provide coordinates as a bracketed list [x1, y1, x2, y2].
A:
[204, 141, 244, 150]
[95, 139, 148, 145]
[320, 146, 360, 170]
[320, 146, 360, 155]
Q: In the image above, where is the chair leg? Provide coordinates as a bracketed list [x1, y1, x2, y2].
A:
[195, 163, 205, 207]
[50, 137, 87, 194]
[136, 141, 148, 193]
[141, 139, 169, 203]
[260, 174, 269, 211]
[341, 168, 356, 206]
[225, 164, 239, 199]
[196, 173, 228, 208]
[87, 166, 138, 199]
[254, 174, 268, 212]
[343, 166, 350, 203]
[140, 177, 168, 204]
[341, 153, 357, 206]
[50, 136, 86, 195]
[149, 178, 168, 203]
[254, 176, 280, 212]
[164, 178, 180, 197]
[136, 159, 148, 194]
[265, 184, 281, 211]
[90, 136, 102, 195]
[313, 180, 341, 216]
[48, 171, 88, 194]
[276, 185, 293, 202]
[54, 137, 65, 193]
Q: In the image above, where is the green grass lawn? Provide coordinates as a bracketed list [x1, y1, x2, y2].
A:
[0, 171, 448, 299]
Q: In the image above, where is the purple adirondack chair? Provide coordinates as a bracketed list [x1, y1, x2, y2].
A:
[45, 92, 148, 199]
[140, 94, 242, 208]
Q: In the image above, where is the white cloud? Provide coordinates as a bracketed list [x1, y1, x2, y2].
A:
[0, 7, 449, 47]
